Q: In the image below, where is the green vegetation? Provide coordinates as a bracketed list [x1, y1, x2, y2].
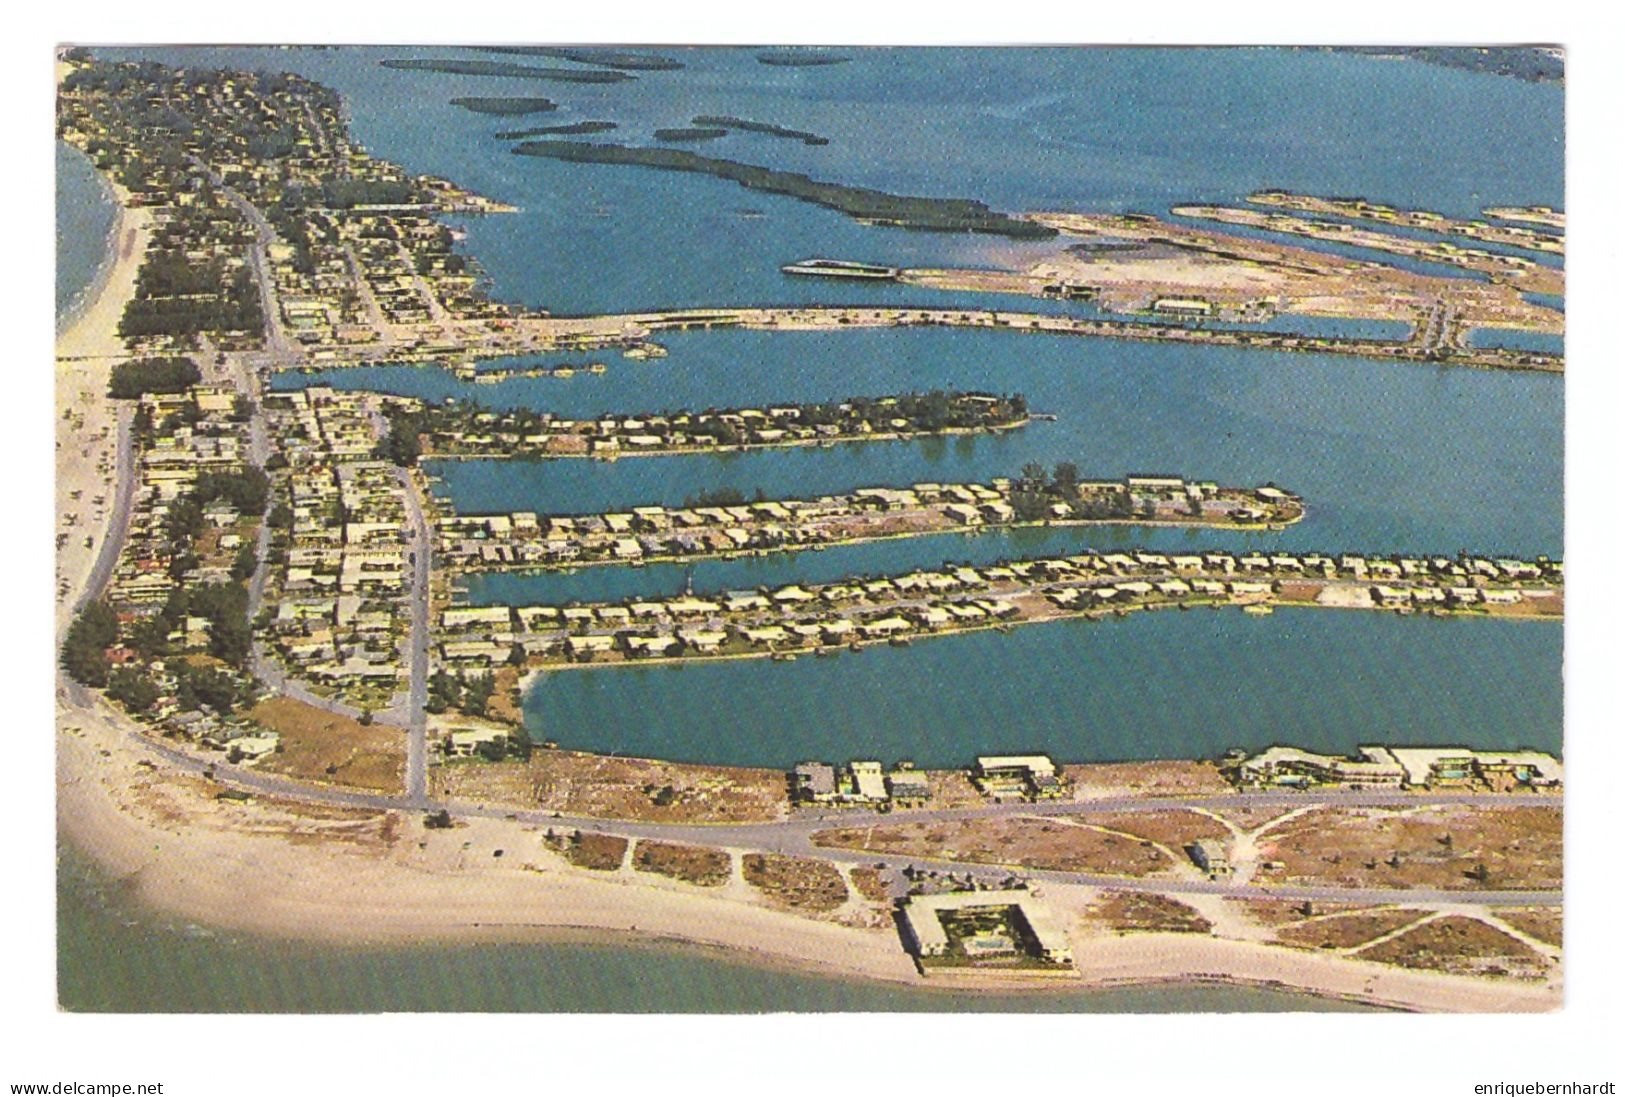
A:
[653, 127, 728, 142]
[169, 657, 254, 716]
[511, 141, 1055, 238]
[375, 411, 424, 466]
[483, 47, 684, 71]
[494, 121, 617, 139]
[106, 667, 159, 713]
[427, 668, 496, 717]
[756, 51, 850, 67]
[450, 97, 558, 117]
[195, 467, 272, 517]
[692, 115, 828, 145]
[61, 601, 120, 687]
[164, 583, 255, 668]
[1341, 46, 1562, 84]
[1009, 462, 1134, 522]
[380, 59, 634, 83]
[681, 487, 767, 509]
[411, 389, 1028, 456]
[314, 179, 418, 209]
[119, 251, 262, 340]
[108, 357, 201, 399]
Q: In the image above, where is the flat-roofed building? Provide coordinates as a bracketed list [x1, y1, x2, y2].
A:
[973, 755, 1063, 800]
[1189, 839, 1232, 879]
[792, 762, 837, 804]
[900, 889, 1074, 969]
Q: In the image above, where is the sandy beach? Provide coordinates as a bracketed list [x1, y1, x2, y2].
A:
[57, 685, 1559, 1012]
[54, 181, 152, 636]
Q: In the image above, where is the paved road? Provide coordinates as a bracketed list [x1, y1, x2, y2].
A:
[397, 468, 433, 805]
[86, 697, 1557, 909]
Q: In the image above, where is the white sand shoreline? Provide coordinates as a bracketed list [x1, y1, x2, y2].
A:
[55, 141, 122, 338]
[57, 690, 1559, 1013]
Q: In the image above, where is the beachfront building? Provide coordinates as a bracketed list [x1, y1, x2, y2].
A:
[972, 755, 1065, 801]
[885, 766, 931, 805]
[1234, 746, 1406, 789]
[1387, 748, 1563, 791]
[900, 889, 1075, 970]
[1233, 745, 1560, 791]
[790, 760, 897, 806]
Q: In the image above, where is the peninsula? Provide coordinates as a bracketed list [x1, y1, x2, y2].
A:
[510, 141, 1058, 238]
[433, 473, 1305, 573]
[380, 58, 637, 83]
[393, 389, 1033, 459]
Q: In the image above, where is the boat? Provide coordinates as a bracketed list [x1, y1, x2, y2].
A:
[781, 258, 901, 281]
[1242, 604, 1274, 616]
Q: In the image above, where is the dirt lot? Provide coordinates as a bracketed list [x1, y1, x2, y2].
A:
[1498, 908, 1563, 948]
[632, 840, 732, 886]
[1357, 915, 1551, 980]
[1082, 809, 1232, 850]
[1225, 898, 1375, 927]
[485, 666, 524, 725]
[742, 853, 849, 912]
[250, 697, 407, 792]
[849, 866, 891, 903]
[1086, 891, 1213, 934]
[546, 831, 628, 871]
[922, 769, 987, 809]
[1258, 804, 1562, 890]
[1208, 805, 1313, 831]
[1276, 909, 1428, 950]
[1063, 760, 1232, 798]
[430, 749, 788, 822]
[812, 816, 1174, 877]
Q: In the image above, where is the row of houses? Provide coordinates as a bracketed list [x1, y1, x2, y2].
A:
[433, 476, 1296, 572]
[106, 388, 251, 609]
[426, 543, 1561, 671]
[1233, 745, 1563, 791]
[261, 389, 413, 700]
[790, 755, 1063, 809]
[414, 392, 1025, 458]
[790, 761, 931, 807]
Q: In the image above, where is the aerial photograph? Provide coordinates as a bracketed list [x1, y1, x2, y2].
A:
[52, 41, 1566, 1022]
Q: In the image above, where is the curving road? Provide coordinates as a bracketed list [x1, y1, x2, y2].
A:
[102, 703, 1560, 909]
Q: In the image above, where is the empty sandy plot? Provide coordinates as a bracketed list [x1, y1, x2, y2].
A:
[1497, 908, 1563, 948]
[1259, 805, 1561, 890]
[548, 831, 628, 871]
[1277, 909, 1429, 950]
[1086, 892, 1212, 934]
[430, 749, 788, 822]
[1063, 760, 1231, 798]
[813, 816, 1173, 877]
[742, 853, 849, 912]
[1225, 898, 1378, 928]
[1082, 809, 1232, 849]
[250, 697, 406, 792]
[633, 840, 731, 886]
[1356, 916, 1550, 980]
